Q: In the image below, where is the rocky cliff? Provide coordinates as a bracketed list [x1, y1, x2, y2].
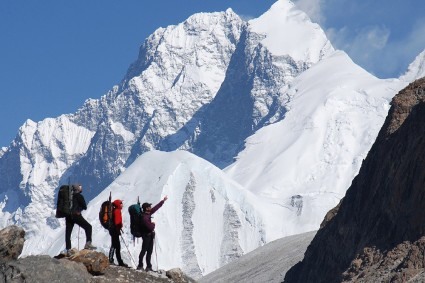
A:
[284, 77, 425, 283]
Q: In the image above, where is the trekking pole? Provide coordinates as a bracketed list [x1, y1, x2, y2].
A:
[154, 236, 159, 272]
[120, 234, 137, 268]
[78, 226, 80, 250]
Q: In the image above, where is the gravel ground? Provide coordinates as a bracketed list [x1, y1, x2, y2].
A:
[199, 231, 316, 283]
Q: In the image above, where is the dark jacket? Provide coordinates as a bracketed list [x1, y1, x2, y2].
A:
[72, 193, 87, 215]
[142, 200, 164, 233]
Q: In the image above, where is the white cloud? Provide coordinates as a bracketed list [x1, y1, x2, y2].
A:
[380, 18, 425, 77]
[293, 0, 325, 24]
[325, 25, 392, 77]
[317, 1, 425, 78]
[398, 19, 425, 59]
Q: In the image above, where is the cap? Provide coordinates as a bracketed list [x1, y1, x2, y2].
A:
[142, 202, 152, 211]
[72, 184, 82, 193]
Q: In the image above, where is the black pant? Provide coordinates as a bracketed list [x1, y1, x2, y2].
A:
[65, 214, 92, 249]
[109, 228, 123, 264]
[138, 232, 154, 268]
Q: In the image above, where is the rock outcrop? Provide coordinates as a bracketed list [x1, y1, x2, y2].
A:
[0, 226, 195, 283]
[68, 249, 109, 275]
[0, 225, 25, 262]
[284, 77, 425, 282]
[1, 255, 93, 283]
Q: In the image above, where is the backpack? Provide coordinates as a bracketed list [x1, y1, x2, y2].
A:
[99, 192, 114, 230]
[55, 185, 73, 218]
[128, 202, 143, 238]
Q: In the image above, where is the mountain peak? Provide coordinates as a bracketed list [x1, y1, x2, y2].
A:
[400, 49, 425, 82]
[248, 0, 333, 62]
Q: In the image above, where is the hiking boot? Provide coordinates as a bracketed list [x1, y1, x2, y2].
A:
[84, 241, 97, 250]
[145, 266, 153, 272]
[60, 248, 77, 257]
[137, 265, 143, 271]
[60, 249, 70, 257]
[108, 247, 115, 264]
[118, 262, 129, 268]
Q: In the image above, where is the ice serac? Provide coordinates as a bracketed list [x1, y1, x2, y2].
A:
[41, 150, 266, 279]
[284, 77, 425, 283]
[400, 49, 425, 82]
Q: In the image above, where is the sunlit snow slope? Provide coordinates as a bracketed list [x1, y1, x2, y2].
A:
[225, 51, 407, 236]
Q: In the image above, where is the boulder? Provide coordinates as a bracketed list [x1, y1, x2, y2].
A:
[0, 255, 92, 283]
[167, 268, 197, 283]
[167, 268, 185, 282]
[68, 249, 109, 275]
[0, 225, 25, 262]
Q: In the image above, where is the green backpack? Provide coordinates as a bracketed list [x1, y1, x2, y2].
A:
[128, 198, 143, 238]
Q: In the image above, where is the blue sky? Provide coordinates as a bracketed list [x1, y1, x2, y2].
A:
[1, 0, 425, 147]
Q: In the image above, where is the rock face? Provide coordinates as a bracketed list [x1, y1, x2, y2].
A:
[0, 225, 25, 262]
[284, 77, 425, 282]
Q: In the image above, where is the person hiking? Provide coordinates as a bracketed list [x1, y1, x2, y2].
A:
[137, 195, 168, 271]
[64, 184, 96, 255]
[109, 199, 129, 267]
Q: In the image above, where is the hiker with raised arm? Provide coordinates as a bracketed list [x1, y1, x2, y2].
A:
[137, 195, 168, 272]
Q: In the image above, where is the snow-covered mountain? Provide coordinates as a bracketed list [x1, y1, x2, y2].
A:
[189, 0, 333, 168]
[0, 0, 423, 278]
[225, 50, 406, 235]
